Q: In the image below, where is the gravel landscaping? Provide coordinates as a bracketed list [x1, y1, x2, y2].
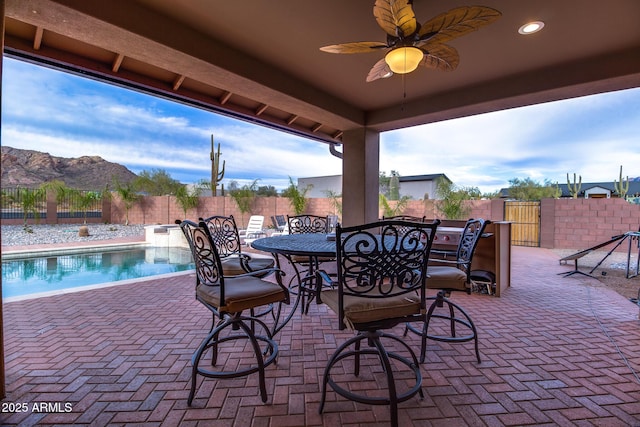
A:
[1, 224, 146, 247]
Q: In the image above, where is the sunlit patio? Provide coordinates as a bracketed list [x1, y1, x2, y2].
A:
[2, 243, 639, 426]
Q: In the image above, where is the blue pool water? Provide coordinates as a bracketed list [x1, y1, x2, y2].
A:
[2, 246, 195, 300]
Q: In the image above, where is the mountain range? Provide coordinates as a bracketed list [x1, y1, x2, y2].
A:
[1, 146, 138, 190]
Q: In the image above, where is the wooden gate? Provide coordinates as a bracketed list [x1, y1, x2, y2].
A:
[504, 201, 540, 247]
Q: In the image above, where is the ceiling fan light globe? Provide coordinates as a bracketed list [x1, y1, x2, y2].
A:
[385, 47, 423, 74]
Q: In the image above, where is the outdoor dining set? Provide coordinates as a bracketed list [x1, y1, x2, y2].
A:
[176, 213, 491, 427]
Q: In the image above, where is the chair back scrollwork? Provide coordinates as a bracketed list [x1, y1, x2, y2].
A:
[455, 218, 490, 279]
[288, 214, 329, 234]
[178, 220, 225, 300]
[334, 219, 440, 329]
[200, 215, 241, 259]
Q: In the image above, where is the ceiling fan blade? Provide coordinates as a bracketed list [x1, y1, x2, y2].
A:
[418, 6, 501, 45]
[419, 43, 460, 72]
[373, 0, 417, 38]
[366, 58, 392, 82]
[320, 41, 388, 54]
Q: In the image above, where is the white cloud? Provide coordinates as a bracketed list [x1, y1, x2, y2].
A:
[2, 57, 639, 193]
[381, 88, 640, 192]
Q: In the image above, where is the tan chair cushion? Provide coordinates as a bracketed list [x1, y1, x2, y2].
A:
[197, 276, 286, 313]
[426, 266, 468, 291]
[321, 288, 421, 329]
[220, 253, 274, 276]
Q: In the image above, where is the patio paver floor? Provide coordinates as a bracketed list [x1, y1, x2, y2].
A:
[1, 245, 639, 426]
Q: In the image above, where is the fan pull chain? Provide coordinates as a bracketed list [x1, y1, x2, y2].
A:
[401, 73, 407, 111]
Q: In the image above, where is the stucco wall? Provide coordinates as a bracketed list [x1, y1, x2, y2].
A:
[9, 195, 639, 250]
[540, 197, 640, 250]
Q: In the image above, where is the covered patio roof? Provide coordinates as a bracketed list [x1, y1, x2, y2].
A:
[4, 0, 640, 144]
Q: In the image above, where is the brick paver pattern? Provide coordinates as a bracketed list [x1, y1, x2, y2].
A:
[1, 245, 640, 426]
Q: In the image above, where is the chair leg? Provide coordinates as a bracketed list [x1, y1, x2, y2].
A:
[189, 320, 228, 406]
[235, 317, 270, 402]
[319, 331, 422, 427]
[372, 334, 399, 427]
[320, 333, 364, 414]
[406, 291, 481, 364]
[188, 314, 278, 406]
[210, 317, 225, 366]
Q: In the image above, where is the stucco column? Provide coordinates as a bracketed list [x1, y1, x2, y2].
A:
[1, 0, 6, 400]
[341, 128, 380, 227]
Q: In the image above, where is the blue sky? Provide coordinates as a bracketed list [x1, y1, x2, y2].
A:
[2, 57, 639, 193]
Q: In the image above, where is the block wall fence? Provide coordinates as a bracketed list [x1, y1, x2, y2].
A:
[4, 196, 639, 251]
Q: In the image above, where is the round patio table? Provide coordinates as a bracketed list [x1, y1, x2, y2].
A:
[252, 233, 337, 314]
[251, 233, 336, 258]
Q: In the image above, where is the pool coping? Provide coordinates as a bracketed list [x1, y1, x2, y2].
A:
[2, 269, 194, 303]
[1, 242, 151, 260]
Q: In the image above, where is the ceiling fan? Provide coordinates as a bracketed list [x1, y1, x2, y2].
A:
[320, 0, 501, 82]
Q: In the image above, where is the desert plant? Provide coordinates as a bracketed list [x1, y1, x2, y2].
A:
[614, 165, 630, 199]
[210, 135, 225, 196]
[40, 179, 70, 202]
[175, 185, 202, 218]
[9, 186, 46, 229]
[389, 171, 400, 200]
[134, 168, 182, 196]
[379, 193, 409, 217]
[566, 173, 582, 198]
[282, 176, 311, 215]
[229, 179, 258, 226]
[113, 179, 140, 225]
[508, 177, 559, 201]
[324, 189, 343, 216]
[71, 190, 103, 224]
[434, 177, 473, 219]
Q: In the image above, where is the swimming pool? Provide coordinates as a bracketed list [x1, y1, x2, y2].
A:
[2, 246, 195, 301]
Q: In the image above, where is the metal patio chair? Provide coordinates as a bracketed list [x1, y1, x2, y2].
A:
[315, 218, 439, 427]
[177, 219, 290, 405]
[405, 218, 490, 363]
[200, 214, 275, 276]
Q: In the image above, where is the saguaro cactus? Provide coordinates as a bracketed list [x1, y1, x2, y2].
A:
[614, 165, 629, 199]
[210, 135, 225, 196]
[567, 173, 582, 198]
[389, 171, 400, 200]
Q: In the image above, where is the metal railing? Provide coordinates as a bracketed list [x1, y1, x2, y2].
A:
[0, 187, 47, 221]
[56, 190, 103, 219]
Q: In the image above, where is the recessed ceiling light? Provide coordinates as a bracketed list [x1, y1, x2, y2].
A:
[518, 21, 545, 35]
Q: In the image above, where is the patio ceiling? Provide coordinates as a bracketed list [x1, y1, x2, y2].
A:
[3, 0, 640, 145]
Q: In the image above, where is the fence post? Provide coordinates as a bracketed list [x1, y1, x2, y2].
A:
[539, 198, 556, 248]
[491, 198, 504, 222]
[46, 190, 57, 225]
[102, 195, 111, 224]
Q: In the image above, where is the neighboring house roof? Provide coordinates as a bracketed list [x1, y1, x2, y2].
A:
[398, 173, 451, 183]
[558, 181, 640, 198]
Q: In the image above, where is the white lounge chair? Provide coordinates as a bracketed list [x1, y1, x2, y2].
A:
[239, 215, 267, 245]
